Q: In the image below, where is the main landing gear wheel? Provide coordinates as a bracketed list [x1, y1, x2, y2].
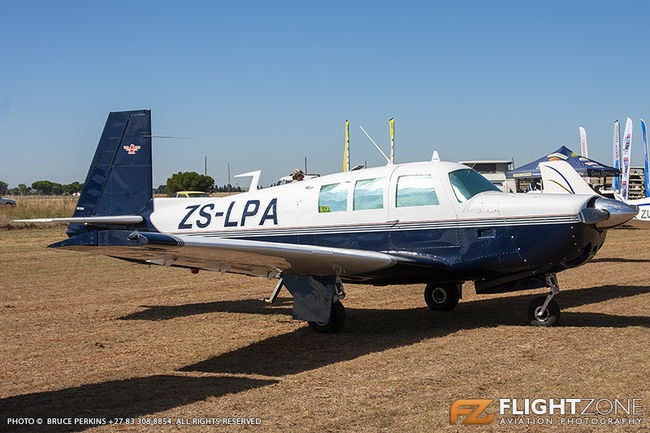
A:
[528, 296, 560, 327]
[308, 300, 345, 333]
[424, 283, 460, 312]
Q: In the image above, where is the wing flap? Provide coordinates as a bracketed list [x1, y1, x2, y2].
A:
[175, 234, 398, 276]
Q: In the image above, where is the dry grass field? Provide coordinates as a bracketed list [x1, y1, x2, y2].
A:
[0, 196, 77, 229]
[0, 223, 648, 432]
[0, 194, 238, 229]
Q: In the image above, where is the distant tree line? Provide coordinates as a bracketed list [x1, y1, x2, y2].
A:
[160, 171, 245, 195]
[1, 171, 249, 197]
[0, 180, 83, 196]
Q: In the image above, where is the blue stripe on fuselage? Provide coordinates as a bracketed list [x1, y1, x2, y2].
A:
[195, 221, 604, 283]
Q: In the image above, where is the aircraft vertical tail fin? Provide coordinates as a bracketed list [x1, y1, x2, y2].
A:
[539, 161, 596, 195]
[67, 110, 152, 236]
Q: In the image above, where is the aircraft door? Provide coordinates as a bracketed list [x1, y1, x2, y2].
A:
[447, 171, 525, 275]
[387, 165, 460, 255]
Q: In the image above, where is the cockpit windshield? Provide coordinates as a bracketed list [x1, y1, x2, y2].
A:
[448, 169, 501, 202]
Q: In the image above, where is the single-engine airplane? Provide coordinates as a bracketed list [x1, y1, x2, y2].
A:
[19, 110, 639, 332]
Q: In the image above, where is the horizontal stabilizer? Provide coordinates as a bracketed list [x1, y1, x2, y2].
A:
[15, 215, 143, 224]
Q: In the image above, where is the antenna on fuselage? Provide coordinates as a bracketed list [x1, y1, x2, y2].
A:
[358, 125, 393, 165]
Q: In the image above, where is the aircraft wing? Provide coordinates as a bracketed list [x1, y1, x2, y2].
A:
[49, 230, 399, 278]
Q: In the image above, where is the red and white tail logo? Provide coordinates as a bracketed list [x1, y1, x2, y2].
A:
[124, 144, 141, 154]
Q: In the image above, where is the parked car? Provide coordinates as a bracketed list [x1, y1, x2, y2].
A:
[0, 197, 16, 207]
[175, 191, 210, 198]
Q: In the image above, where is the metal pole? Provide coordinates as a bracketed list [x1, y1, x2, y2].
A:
[389, 118, 395, 163]
[345, 120, 350, 171]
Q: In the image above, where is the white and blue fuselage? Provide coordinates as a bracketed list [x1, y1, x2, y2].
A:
[31, 111, 638, 330]
[148, 161, 607, 286]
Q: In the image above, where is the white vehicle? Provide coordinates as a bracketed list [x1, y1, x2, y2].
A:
[627, 197, 650, 221]
[19, 111, 638, 332]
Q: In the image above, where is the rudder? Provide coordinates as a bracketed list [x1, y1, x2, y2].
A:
[68, 110, 152, 236]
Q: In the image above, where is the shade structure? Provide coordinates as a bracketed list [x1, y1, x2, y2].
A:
[507, 146, 619, 179]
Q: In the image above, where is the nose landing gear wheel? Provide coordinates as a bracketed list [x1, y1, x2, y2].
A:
[528, 296, 560, 326]
[308, 300, 346, 333]
[424, 283, 460, 312]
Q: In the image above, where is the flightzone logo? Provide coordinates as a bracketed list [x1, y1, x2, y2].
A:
[450, 400, 494, 425]
[450, 398, 643, 426]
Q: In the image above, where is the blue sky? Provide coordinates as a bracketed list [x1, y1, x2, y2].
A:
[1, 1, 649, 188]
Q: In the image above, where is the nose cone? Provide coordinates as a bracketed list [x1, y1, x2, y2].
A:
[592, 197, 638, 229]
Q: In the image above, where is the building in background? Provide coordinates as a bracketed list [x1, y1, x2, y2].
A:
[459, 160, 515, 192]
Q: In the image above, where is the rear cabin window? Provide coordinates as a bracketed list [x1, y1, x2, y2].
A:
[396, 175, 439, 207]
[319, 182, 349, 212]
[353, 177, 385, 210]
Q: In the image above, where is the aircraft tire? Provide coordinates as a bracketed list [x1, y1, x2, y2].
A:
[308, 300, 345, 333]
[424, 283, 460, 312]
[528, 296, 560, 326]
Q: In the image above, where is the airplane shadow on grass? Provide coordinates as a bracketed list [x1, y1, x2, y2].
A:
[0, 375, 277, 433]
[590, 257, 650, 263]
[179, 284, 650, 377]
[3, 285, 646, 430]
[120, 298, 293, 321]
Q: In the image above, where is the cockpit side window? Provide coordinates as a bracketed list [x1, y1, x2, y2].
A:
[396, 175, 439, 207]
[449, 169, 500, 202]
[353, 177, 384, 210]
[319, 182, 349, 212]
